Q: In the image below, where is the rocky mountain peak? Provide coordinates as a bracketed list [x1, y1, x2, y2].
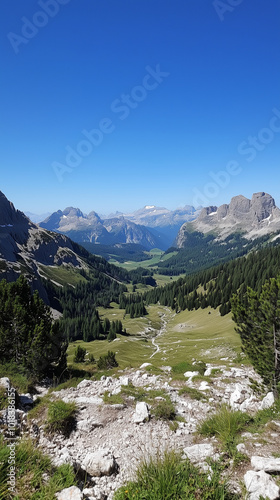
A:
[176, 192, 280, 246]
[0, 191, 28, 226]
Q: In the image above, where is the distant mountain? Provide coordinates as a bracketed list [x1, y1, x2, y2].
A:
[25, 211, 51, 223]
[118, 205, 201, 245]
[40, 208, 167, 250]
[176, 192, 280, 248]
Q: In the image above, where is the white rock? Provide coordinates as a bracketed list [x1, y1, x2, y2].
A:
[204, 367, 212, 377]
[55, 486, 83, 500]
[82, 449, 117, 477]
[76, 418, 103, 432]
[229, 383, 246, 408]
[183, 443, 218, 464]
[133, 402, 150, 424]
[119, 376, 130, 386]
[76, 379, 93, 390]
[184, 371, 199, 379]
[251, 456, 280, 472]
[199, 381, 210, 391]
[0, 377, 10, 389]
[260, 392, 275, 410]
[140, 363, 152, 369]
[244, 470, 280, 500]
[236, 443, 246, 453]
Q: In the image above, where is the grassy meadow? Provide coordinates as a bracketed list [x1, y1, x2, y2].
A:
[67, 303, 242, 372]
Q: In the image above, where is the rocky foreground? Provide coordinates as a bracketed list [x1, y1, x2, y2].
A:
[1, 361, 280, 500]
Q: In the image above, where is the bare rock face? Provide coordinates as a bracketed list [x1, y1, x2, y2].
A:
[176, 192, 280, 246]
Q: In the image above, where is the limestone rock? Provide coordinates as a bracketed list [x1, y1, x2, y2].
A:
[81, 449, 117, 477]
[244, 470, 280, 500]
[133, 402, 150, 423]
[0, 377, 10, 389]
[183, 443, 218, 464]
[184, 371, 199, 379]
[251, 456, 280, 473]
[55, 485, 83, 500]
[260, 392, 275, 410]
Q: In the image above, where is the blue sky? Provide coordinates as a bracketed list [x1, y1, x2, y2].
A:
[1, 0, 280, 215]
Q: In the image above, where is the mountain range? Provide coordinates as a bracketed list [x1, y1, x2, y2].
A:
[38, 205, 199, 250]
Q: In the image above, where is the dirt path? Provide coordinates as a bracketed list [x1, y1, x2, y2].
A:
[149, 311, 169, 358]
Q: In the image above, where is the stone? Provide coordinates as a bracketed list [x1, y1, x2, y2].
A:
[133, 402, 150, 424]
[184, 371, 199, 379]
[0, 377, 10, 389]
[229, 383, 246, 408]
[199, 381, 210, 391]
[76, 379, 93, 390]
[251, 456, 280, 473]
[236, 443, 246, 453]
[55, 485, 83, 500]
[140, 363, 152, 369]
[183, 443, 218, 464]
[81, 449, 117, 477]
[76, 418, 103, 432]
[260, 392, 275, 410]
[204, 367, 212, 376]
[244, 470, 280, 500]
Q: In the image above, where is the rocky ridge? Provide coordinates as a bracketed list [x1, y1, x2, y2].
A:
[176, 192, 280, 247]
[2, 361, 280, 500]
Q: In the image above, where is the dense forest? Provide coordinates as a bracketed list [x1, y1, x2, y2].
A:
[145, 244, 280, 315]
[80, 242, 153, 263]
[157, 232, 272, 275]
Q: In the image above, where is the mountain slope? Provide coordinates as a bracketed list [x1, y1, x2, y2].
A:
[176, 192, 280, 248]
[0, 191, 129, 302]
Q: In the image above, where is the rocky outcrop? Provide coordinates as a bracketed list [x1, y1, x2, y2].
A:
[2, 360, 280, 500]
[176, 192, 280, 246]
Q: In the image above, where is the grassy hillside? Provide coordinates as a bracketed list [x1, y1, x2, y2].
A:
[67, 303, 241, 371]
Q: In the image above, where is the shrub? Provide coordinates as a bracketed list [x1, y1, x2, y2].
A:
[113, 449, 238, 499]
[74, 345, 86, 363]
[45, 400, 77, 436]
[152, 397, 176, 421]
[97, 351, 118, 370]
[198, 404, 251, 456]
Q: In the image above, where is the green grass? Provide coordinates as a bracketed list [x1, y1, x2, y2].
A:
[178, 386, 207, 401]
[198, 404, 252, 457]
[113, 449, 238, 500]
[67, 304, 242, 374]
[45, 400, 77, 436]
[0, 436, 77, 500]
[39, 264, 88, 286]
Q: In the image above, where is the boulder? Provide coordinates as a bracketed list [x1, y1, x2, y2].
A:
[133, 402, 150, 423]
[244, 470, 280, 500]
[81, 449, 117, 477]
[183, 443, 218, 464]
[76, 418, 103, 433]
[229, 383, 246, 408]
[184, 371, 199, 379]
[251, 456, 280, 473]
[55, 486, 83, 500]
[0, 377, 10, 389]
[260, 392, 275, 410]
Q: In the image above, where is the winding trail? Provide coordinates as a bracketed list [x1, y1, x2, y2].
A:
[149, 311, 169, 359]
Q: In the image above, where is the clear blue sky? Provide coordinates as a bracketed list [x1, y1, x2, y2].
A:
[1, 0, 280, 215]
